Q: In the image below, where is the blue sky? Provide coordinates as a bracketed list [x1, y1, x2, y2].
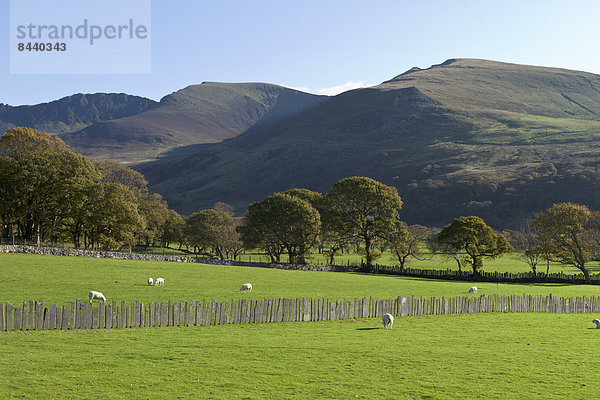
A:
[2, 0, 600, 105]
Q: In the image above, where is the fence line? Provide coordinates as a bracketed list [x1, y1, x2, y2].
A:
[1, 294, 598, 332]
[371, 265, 600, 284]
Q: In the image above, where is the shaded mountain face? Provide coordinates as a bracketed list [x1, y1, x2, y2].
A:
[136, 59, 600, 228]
[61, 83, 328, 162]
[0, 94, 158, 134]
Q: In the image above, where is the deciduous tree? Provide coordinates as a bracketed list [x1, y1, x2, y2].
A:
[437, 216, 512, 275]
[327, 177, 403, 269]
[185, 209, 243, 259]
[239, 193, 320, 264]
[534, 202, 596, 282]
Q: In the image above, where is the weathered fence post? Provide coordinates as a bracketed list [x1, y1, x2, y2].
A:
[160, 302, 168, 327]
[35, 300, 43, 330]
[196, 300, 203, 326]
[188, 301, 195, 326]
[239, 300, 246, 324]
[303, 298, 311, 321]
[5, 303, 12, 331]
[105, 304, 112, 329]
[14, 307, 21, 330]
[172, 302, 179, 327]
[20, 302, 27, 331]
[92, 306, 98, 329]
[148, 302, 154, 327]
[153, 302, 159, 327]
[98, 302, 105, 329]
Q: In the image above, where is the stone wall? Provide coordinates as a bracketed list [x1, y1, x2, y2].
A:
[0, 245, 363, 273]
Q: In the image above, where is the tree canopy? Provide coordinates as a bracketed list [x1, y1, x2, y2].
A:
[240, 193, 321, 264]
[534, 202, 597, 282]
[327, 176, 403, 268]
[0, 127, 182, 251]
[437, 216, 512, 275]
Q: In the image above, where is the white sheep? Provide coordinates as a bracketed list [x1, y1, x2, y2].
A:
[147, 277, 154, 286]
[155, 277, 165, 286]
[382, 313, 394, 329]
[593, 319, 600, 329]
[240, 283, 253, 292]
[89, 290, 106, 303]
[468, 286, 478, 294]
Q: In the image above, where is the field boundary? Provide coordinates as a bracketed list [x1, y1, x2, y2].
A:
[1, 294, 599, 332]
[2, 244, 600, 284]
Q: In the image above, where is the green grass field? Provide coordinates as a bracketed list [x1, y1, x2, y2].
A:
[2, 253, 600, 306]
[2, 253, 600, 399]
[1, 313, 599, 399]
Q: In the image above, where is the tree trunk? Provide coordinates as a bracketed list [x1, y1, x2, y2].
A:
[583, 267, 591, 283]
[364, 236, 373, 269]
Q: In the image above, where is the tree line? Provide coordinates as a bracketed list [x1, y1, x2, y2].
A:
[2, 128, 599, 282]
[0, 128, 176, 249]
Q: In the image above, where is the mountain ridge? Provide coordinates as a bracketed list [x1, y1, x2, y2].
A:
[134, 59, 600, 228]
[0, 93, 158, 134]
[60, 82, 328, 162]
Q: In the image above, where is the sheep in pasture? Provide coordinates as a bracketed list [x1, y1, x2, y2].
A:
[240, 283, 253, 292]
[382, 313, 394, 329]
[155, 277, 165, 286]
[593, 319, 600, 329]
[89, 290, 106, 303]
[147, 277, 154, 286]
[468, 286, 478, 294]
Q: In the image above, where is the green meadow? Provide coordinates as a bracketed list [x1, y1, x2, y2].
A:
[1, 253, 600, 306]
[1, 314, 599, 399]
[2, 253, 600, 399]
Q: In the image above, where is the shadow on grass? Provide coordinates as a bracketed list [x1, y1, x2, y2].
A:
[356, 327, 380, 331]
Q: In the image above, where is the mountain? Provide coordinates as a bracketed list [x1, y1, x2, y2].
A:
[61, 83, 328, 162]
[0, 94, 158, 134]
[136, 59, 600, 228]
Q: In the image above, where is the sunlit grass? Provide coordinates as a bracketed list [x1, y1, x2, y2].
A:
[2, 253, 600, 307]
[1, 313, 599, 399]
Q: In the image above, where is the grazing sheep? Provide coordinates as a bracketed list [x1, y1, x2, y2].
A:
[89, 290, 106, 303]
[468, 286, 478, 294]
[240, 283, 253, 292]
[593, 319, 600, 329]
[147, 277, 154, 286]
[382, 313, 394, 329]
[155, 277, 165, 286]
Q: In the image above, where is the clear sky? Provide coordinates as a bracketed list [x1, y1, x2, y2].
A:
[2, 0, 600, 105]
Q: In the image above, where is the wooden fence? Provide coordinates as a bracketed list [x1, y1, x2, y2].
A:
[1, 294, 600, 332]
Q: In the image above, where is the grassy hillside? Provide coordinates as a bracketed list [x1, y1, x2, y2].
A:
[63, 83, 327, 163]
[136, 59, 600, 227]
